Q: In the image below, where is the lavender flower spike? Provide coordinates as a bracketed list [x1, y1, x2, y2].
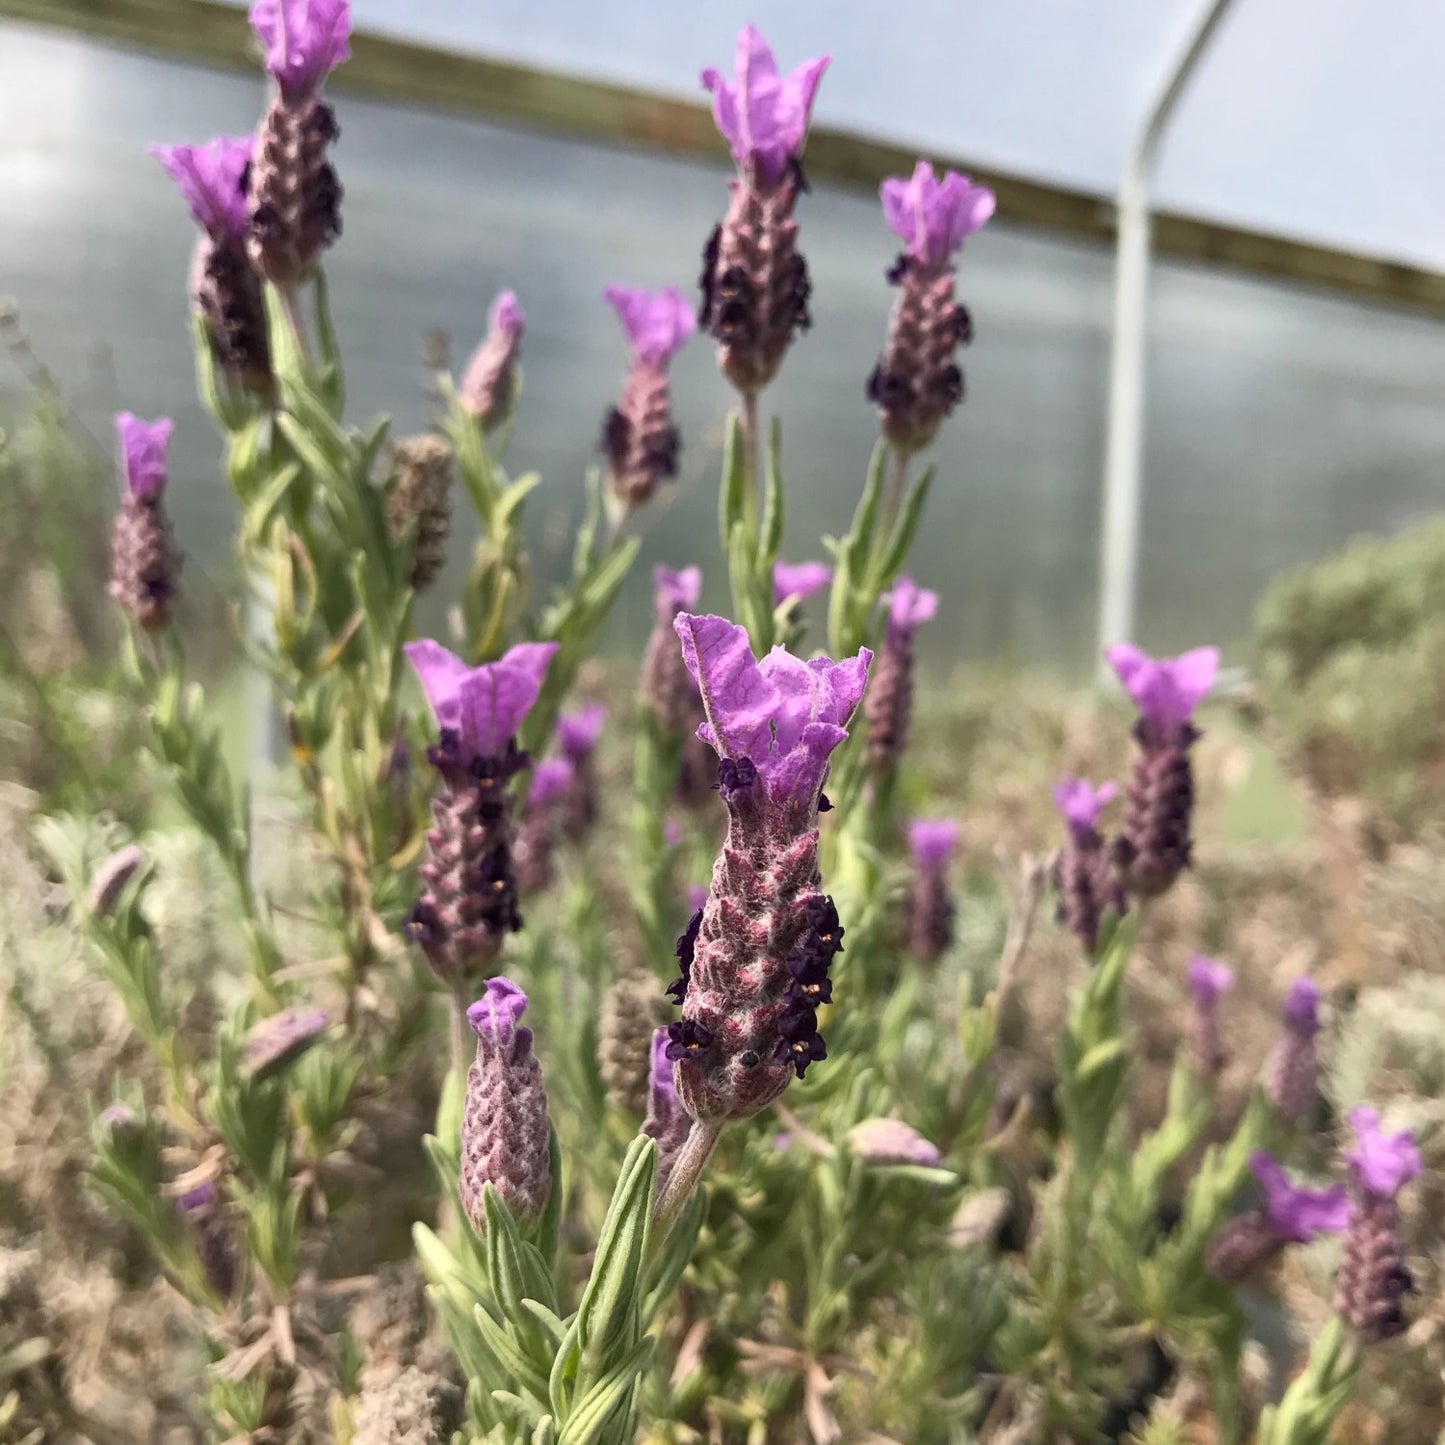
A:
[774, 560, 833, 608]
[1052, 777, 1124, 955]
[642, 564, 704, 734]
[864, 575, 938, 775]
[1336, 1106, 1420, 1340]
[1265, 976, 1323, 1122]
[153, 136, 272, 392]
[641, 1027, 691, 1185]
[514, 756, 575, 892]
[600, 285, 694, 513]
[246, 0, 351, 287]
[869, 161, 994, 454]
[847, 1118, 943, 1167]
[1207, 1151, 1350, 1284]
[460, 978, 552, 1227]
[906, 818, 960, 963]
[665, 614, 870, 1121]
[403, 639, 558, 981]
[459, 290, 525, 431]
[242, 1006, 330, 1080]
[110, 414, 181, 631]
[1107, 643, 1220, 899]
[698, 26, 827, 395]
[1185, 954, 1234, 1078]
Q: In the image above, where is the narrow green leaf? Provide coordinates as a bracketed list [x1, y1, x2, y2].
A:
[556, 1337, 653, 1445]
[717, 410, 746, 555]
[870, 462, 936, 592]
[759, 415, 785, 563]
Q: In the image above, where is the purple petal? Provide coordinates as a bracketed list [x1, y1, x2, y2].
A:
[602, 285, 696, 367]
[1282, 977, 1322, 1035]
[886, 576, 939, 641]
[179, 1181, 216, 1212]
[529, 757, 574, 808]
[557, 703, 606, 759]
[468, 976, 529, 1048]
[457, 641, 559, 757]
[1345, 1106, 1423, 1200]
[404, 639, 471, 733]
[908, 818, 960, 868]
[1187, 955, 1234, 1004]
[115, 413, 173, 500]
[1105, 642, 1220, 730]
[881, 161, 994, 266]
[250, 0, 352, 96]
[654, 564, 702, 620]
[1250, 1152, 1351, 1242]
[151, 136, 253, 242]
[702, 25, 828, 183]
[648, 1026, 679, 1109]
[1052, 776, 1118, 833]
[773, 560, 833, 606]
[674, 613, 777, 763]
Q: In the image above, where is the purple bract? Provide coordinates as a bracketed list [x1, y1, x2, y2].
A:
[558, 703, 606, 760]
[116, 413, 174, 501]
[1188, 955, 1235, 1003]
[774, 560, 833, 607]
[908, 818, 960, 869]
[249, 0, 352, 98]
[152, 137, 253, 242]
[882, 160, 995, 268]
[1053, 777, 1118, 835]
[1106, 643, 1220, 734]
[405, 639, 557, 761]
[603, 285, 696, 367]
[1345, 1106, 1422, 1200]
[468, 977, 531, 1049]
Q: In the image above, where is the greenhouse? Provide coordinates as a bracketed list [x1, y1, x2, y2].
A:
[2, 2, 1442, 1441]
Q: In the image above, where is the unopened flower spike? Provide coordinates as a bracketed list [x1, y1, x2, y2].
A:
[246, 0, 352, 287]
[868, 160, 994, 453]
[153, 136, 272, 393]
[242, 1007, 330, 1081]
[848, 1118, 943, 1167]
[1266, 976, 1323, 1122]
[460, 978, 552, 1227]
[1185, 954, 1234, 1079]
[600, 974, 668, 1116]
[178, 1181, 236, 1298]
[664, 613, 870, 1122]
[599, 285, 694, 514]
[1207, 1151, 1350, 1284]
[640, 564, 716, 805]
[1106, 643, 1219, 898]
[906, 818, 959, 962]
[403, 638, 557, 982]
[110, 413, 181, 631]
[1052, 777, 1124, 954]
[698, 26, 828, 394]
[514, 757, 573, 895]
[556, 703, 606, 840]
[864, 575, 937, 775]
[1336, 1106, 1420, 1340]
[459, 290, 525, 431]
[773, 560, 833, 608]
[387, 435, 454, 591]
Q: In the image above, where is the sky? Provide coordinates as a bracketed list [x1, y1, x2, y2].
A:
[267, 0, 1445, 271]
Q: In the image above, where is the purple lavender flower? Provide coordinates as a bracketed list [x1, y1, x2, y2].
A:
[906, 818, 960, 963]
[1052, 777, 1124, 955]
[1266, 977, 1323, 1122]
[1106, 643, 1220, 899]
[774, 560, 833, 608]
[88, 843, 147, 918]
[847, 1117, 943, 1167]
[110, 414, 181, 631]
[1207, 1151, 1350, 1284]
[178, 1179, 235, 1297]
[641, 1027, 691, 1184]
[864, 576, 937, 775]
[599, 285, 694, 513]
[1336, 1107, 1421, 1340]
[664, 614, 870, 1121]
[515, 757, 574, 895]
[246, 0, 351, 287]
[553, 703, 605, 841]
[698, 26, 827, 395]
[869, 161, 994, 454]
[1185, 955, 1234, 1078]
[403, 639, 557, 981]
[242, 1006, 329, 1080]
[459, 290, 525, 431]
[460, 978, 552, 1226]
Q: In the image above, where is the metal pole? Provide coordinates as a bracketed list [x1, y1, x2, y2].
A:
[1096, 0, 1243, 669]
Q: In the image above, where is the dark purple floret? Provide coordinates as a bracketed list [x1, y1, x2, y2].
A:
[667, 905, 704, 1005]
[665, 1018, 714, 1062]
[715, 755, 759, 798]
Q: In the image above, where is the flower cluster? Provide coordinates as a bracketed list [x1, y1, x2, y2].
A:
[868, 161, 994, 453]
[1052, 777, 1123, 953]
[662, 614, 870, 1121]
[459, 290, 525, 431]
[1207, 1152, 1350, 1284]
[109, 414, 181, 631]
[906, 818, 959, 962]
[864, 576, 937, 775]
[404, 639, 557, 982]
[698, 27, 827, 395]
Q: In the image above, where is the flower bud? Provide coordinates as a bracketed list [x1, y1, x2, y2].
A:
[906, 818, 959, 962]
[88, 843, 146, 917]
[847, 1117, 942, 1166]
[242, 1007, 329, 1081]
[641, 1028, 691, 1184]
[109, 414, 180, 631]
[459, 291, 524, 431]
[863, 578, 936, 776]
[460, 979, 552, 1227]
[1264, 976, 1322, 1122]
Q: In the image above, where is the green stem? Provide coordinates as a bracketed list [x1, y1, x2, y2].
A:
[653, 1119, 723, 1242]
[880, 446, 911, 539]
[740, 389, 761, 540]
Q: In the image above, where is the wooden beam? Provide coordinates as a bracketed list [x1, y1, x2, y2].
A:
[7, 0, 1445, 316]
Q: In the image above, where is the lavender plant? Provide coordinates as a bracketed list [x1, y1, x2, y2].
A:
[12, 7, 1433, 1444]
